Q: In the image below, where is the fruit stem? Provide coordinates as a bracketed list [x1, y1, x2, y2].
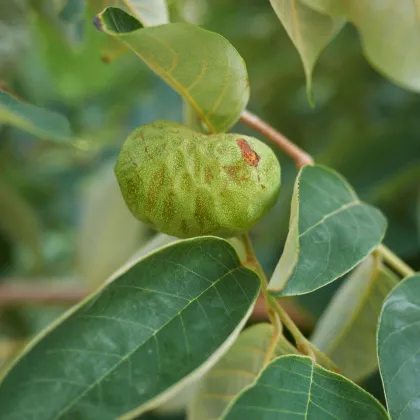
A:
[241, 234, 337, 371]
[240, 110, 314, 169]
[267, 295, 337, 371]
[262, 309, 282, 367]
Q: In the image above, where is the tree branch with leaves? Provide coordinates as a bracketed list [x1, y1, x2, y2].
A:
[0, 1, 419, 420]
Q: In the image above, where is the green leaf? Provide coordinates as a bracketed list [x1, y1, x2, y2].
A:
[0, 89, 71, 142]
[189, 323, 297, 420]
[0, 237, 260, 419]
[303, 0, 420, 93]
[378, 273, 420, 420]
[221, 355, 388, 419]
[269, 0, 344, 102]
[0, 179, 43, 270]
[122, 0, 169, 26]
[77, 163, 150, 287]
[311, 256, 398, 382]
[94, 7, 250, 133]
[268, 165, 387, 296]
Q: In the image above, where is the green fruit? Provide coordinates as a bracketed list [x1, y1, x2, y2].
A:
[115, 121, 281, 238]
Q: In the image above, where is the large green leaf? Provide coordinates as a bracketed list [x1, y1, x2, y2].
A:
[221, 355, 388, 419]
[378, 273, 420, 420]
[311, 256, 398, 382]
[268, 165, 387, 296]
[303, 0, 420, 93]
[94, 7, 249, 133]
[77, 163, 150, 287]
[269, 0, 344, 101]
[0, 237, 260, 419]
[189, 323, 297, 420]
[0, 89, 71, 142]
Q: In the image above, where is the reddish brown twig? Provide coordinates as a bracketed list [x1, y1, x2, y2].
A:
[0, 281, 314, 329]
[240, 110, 314, 169]
[0, 281, 89, 306]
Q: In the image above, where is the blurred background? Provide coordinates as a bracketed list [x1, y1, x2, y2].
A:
[1, 0, 419, 417]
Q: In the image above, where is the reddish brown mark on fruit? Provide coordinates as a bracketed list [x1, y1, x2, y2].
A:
[127, 158, 137, 168]
[223, 165, 249, 182]
[204, 166, 214, 184]
[237, 139, 260, 167]
[139, 132, 153, 159]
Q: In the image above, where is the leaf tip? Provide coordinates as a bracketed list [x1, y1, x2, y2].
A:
[304, 73, 316, 108]
[92, 14, 104, 32]
[306, 85, 315, 108]
[93, 7, 143, 35]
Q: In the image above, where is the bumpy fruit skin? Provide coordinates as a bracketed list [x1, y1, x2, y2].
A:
[115, 121, 281, 238]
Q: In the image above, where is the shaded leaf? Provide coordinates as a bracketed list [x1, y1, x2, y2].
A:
[268, 165, 387, 296]
[303, 0, 420, 93]
[0, 237, 260, 419]
[221, 355, 388, 419]
[378, 273, 420, 420]
[0, 179, 43, 270]
[0, 89, 71, 142]
[94, 7, 249, 133]
[77, 163, 150, 287]
[189, 323, 297, 420]
[311, 256, 398, 382]
[269, 0, 344, 101]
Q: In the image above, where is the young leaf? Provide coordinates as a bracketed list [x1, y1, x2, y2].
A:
[378, 273, 420, 420]
[268, 165, 387, 296]
[311, 256, 398, 382]
[94, 8, 250, 133]
[77, 163, 150, 287]
[188, 323, 297, 420]
[303, 0, 420, 93]
[0, 237, 260, 419]
[0, 89, 71, 142]
[221, 355, 388, 419]
[122, 0, 169, 26]
[269, 0, 344, 102]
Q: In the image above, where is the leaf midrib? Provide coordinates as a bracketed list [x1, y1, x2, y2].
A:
[52, 265, 244, 419]
[299, 200, 360, 238]
[120, 30, 216, 133]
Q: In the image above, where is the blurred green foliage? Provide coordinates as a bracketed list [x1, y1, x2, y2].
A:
[0, 0, 419, 415]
